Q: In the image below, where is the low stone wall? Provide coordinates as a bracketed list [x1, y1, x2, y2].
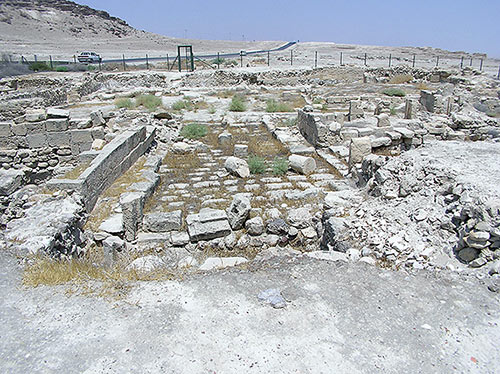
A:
[48, 125, 155, 211]
[0, 109, 105, 179]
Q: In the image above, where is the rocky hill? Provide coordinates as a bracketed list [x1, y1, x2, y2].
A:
[0, 0, 282, 60]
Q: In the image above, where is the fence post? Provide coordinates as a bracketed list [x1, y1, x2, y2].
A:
[49, 55, 53, 69]
[146, 54, 149, 70]
[412, 54, 415, 68]
[340, 52, 343, 66]
[364, 53, 367, 66]
[217, 52, 220, 69]
[122, 54, 126, 71]
[290, 50, 293, 66]
[470, 57, 473, 66]
[240, 52, 243, 68]
[497, 65, 500, 80]
[480, 59, 483, 71]
[34, 55, 37, 62]
[314, 51, 318, 68]
[99, 60, 101, 71]
[388, 54, 392, 67]
[73, 55, 76, 64]
[436, 56, 439, 67]
[460, 56, 463, 69]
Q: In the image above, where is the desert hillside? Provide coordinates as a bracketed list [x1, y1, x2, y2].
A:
[0, 0, 283, 59]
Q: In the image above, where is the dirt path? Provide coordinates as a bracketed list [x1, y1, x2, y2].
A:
[0, 250, 498, 373]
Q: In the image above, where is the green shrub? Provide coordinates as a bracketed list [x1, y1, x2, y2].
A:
[172, 99, 193, 111]
[266, 99, 293, 113]
[212, 57, 225, 65]
[55, 66, 68, 72]
[135, 94, 162, 111]
[390, 106, 397, 116]
[115, 98, 134, 109]
[272, 157, 288, 175]
[229, 95, 246, 112]
[208, 105, 216, 114]
[382, 88, 406, 97]
[28, 62, 51, 72]
[180, 123, 208, 139]
[248, 155, 266, 174]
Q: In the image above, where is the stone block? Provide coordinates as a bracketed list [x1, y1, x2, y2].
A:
[0, 123, 12, 137]
[225, 156, 250, 178]
[27, 134, 47, 148]
[371, 136, 392, 148]
[0, 138, 18, 150]
[47, 132, 71, 147]
[349, 137, 372, 166]
[47, 108, 70, 118]
[289, 154, 316, 175]
[45, 118, 68, 132]
[71, 129, 93, 144]
[143, 211, 182, 233]
[25, 122, 45, 134]
[120, 192, 145, 241]
[340, 129, 359, 141]
[376, 114, 391, 128]
[91, 127, 105, 140]
[11, 123, 27, 136]
[25, 109, 46, 122]
[227, 196, 251, 230]
[0, 169, 24, 195]
[234, 144, 248, 158]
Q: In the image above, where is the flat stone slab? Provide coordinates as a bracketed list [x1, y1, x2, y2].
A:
[186, 208, 231, 242]
[143, 211, 182, 233]
[199, 257, 248, 271]
[98, 214, 123, 234]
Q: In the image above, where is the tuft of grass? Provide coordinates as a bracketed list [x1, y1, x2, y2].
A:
[272, 157, 288, 175]
[415, 82, 430, 90]
[22, 254, 177, 299]
[388, 74, 413, 84]
[180, 123, 208, 139]
[208, 105, 216, 114]
[229, 95, 247, 112]
[135, 94, 162, 111]
[248, 155, 266, 174]
[29, 61, 51, 72]
[279, 117, 297, 127]
[172, 99, 193, 111]
[55, 66, 68, 72]
[115, 97, 133, 109]
[266, 99, 293, 113]
[382, 88, 406, 97]
[390, 106, 397, 116]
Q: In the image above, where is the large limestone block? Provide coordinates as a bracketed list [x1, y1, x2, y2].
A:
[224, 156, 250, 178]
[376, 114, 391, 128]
[120, 192, 145, 241]
[186, 208, 231, 242]
[143, 211, 182, 233]
[288, 154, 316, 175]
[348, 137, 372, 166]
[227, 195, 251, 230]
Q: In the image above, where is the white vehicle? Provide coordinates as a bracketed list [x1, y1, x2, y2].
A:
[77, 51, 102, 63]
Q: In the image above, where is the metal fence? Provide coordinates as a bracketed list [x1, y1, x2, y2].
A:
[3, 41, 500, 79]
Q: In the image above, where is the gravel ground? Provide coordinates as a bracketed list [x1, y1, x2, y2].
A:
[0, 250, 499, 374]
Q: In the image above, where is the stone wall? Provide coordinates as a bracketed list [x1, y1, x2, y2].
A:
[297, 110, 339, 147]
[0, 109, 105, 180]
[48, 125, 155, 211]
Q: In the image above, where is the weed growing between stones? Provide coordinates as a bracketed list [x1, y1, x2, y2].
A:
[135, 94, 162, 111]
[272, 157, 289, 175]
[266, 99, 293, 113]
[172, 99, 193, 111]
[248, 155, 266, 174]
[229, 95, 246, 112]
[388, 74, 413, 84]
[114, 97, 134, 109]
[180, 123, 208, 140]
[382, 88, 406, 97]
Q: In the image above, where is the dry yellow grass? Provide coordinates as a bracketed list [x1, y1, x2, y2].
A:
[388, 74, 414, 84]
[62, 161, 90, 180]
[23, 249, 179, 299]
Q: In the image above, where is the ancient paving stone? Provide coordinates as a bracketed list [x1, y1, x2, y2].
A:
[143, 211, 182, 233]
[186, 208, 231, 242]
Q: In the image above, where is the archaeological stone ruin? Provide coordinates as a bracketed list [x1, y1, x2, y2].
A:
[0, 62, 499, 292]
